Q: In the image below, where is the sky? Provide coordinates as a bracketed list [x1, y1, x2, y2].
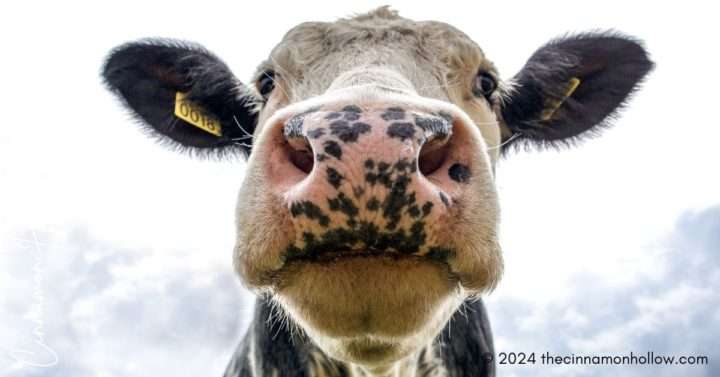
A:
[0, 1, 718, 376]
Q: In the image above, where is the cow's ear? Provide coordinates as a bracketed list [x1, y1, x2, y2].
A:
[500, 31, 653, 150]
[102, 39, 258, 157]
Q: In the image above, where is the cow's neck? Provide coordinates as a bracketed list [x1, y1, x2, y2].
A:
[223, 296, 495, 377]
[306, 343, 437, 377]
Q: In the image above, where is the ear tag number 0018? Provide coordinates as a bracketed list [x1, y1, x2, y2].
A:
[174, 92, 222, 137]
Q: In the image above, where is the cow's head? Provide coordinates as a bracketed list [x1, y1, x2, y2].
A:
[102, 7, 651, 369]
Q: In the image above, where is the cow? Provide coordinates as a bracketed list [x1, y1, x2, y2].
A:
[101, 6, 652, 377]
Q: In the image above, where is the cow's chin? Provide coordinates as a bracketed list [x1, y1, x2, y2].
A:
[273, 255, 464, 366]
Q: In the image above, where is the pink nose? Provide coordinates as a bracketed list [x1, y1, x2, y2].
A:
[269, 104, 475, 261]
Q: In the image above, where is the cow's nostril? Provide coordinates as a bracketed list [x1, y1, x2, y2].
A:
[286, 137, 314, 174]
[418, 138, 450, 176]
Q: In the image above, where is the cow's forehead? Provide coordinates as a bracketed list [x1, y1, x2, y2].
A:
[256, 9, 497, 101]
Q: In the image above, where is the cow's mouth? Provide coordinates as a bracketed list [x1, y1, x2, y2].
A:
[274, 248, 461, 288]
[271, 248, 464, 343]
[284, 246, 455, 265]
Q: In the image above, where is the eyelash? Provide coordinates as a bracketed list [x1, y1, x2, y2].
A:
[473, 71, 498, 100]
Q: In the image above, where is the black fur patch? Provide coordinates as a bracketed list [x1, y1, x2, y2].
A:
[307, 128, 326, 139]
[326, 167, 344, 189]
[329, 120, 371, 143]
[438, 299, 496, 376]
[328, 192, 359, 218]
[342, 105, 363, 113]
[381, 107, 406, 121]
[325, 112, 343, 120]
[448, 163, 471, 183]
[290, 201, 330, 227]
[394, 158, 416, 173]
[421, 201, 434, 216]
[364, 158, 413, 189]
[323, 140, 342, 160]
[344, 112, 361, 121]
[366, 197, 380, 211]
[387, 122, 415, 141]
[286, 219, 431, 258]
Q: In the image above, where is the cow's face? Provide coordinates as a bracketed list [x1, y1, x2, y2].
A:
[103, 7, 651, 368]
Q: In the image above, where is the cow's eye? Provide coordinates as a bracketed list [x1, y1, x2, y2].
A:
[257, 70, 276, 99]
[473, 72, 497, 99]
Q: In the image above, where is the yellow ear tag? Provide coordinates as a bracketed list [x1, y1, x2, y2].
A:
[541, 77, 581, 121]
[174, 92, 222, 137]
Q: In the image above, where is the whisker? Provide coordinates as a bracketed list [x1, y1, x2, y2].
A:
[232, 115, 254, 139]
[267, 56, 293, 100]
[232, 141, 253, 149]
[231, 134, 253, 141]
[486, 131, 521, 151]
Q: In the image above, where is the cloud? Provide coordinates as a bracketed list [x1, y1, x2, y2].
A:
[487, 205, 720, 377]
[1, 209, 717, 377]
[0, 226, 252, 377]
